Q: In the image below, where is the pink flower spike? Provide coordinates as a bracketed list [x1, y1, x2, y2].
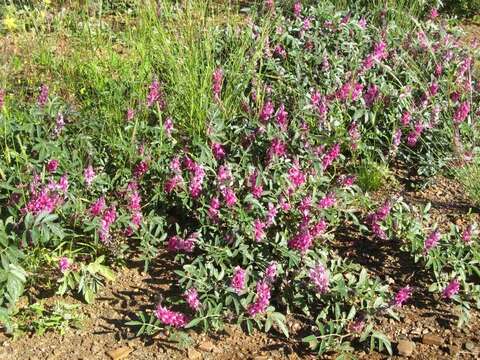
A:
[247, 280, 271, 316]
[393, 286, 412, 307]
[155, 304, 188, 328]
[184, 288, 202, 311]
[59, 257, 71, 273]
[259, 100, 274, 122]
[46, 159, 59, 173]
[442, 279, 460, 299]
[309, 264, 329, 294]
[126, 108, 135, 121]
[424, 229, 441, 253]
[84, 165, 95, 186]
[231, 266, 246, 294]
[38, 84, 49, 107]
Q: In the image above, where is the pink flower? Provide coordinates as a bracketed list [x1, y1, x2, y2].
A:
[442, 279, 460, 299]
[155, 304, 188, 328]
[348, 318, 365, 333]
[392, 129, 402, 152]
[59, 257, 71, 273]
[207, 196, 221, 221]
[167, 233, 198, 253]
[279, 196, 291, 212]
[247, 280, 271, 316]
[164, 174, 182, 193]
[38, 84, 49, 107]
[302, 17, 312, 31]
[339, 175, 356, 187]
[318, 193, 336, 209]
[133, 160, 149, 178]
[84, 165, 95, 186]
[274, 44, 286, 58]
[221, 187, 237, 207]
[99, 205, 117, 243]
[47, 159, 59, 173]
[462, 224, 474, 244]
[429, 8, 439, 20]
[453, 101, 470, 124]
[265, 262, 277, 281]
[126, 108, 135, 121]
[288, 162, 306, 189]
[231, 266, 246, 293]
[288, 227, 313, 253]
[373, 41, 387, 61]
[0, 89, 4, 109]
[90, 196, 106, 217]
[424, 229, 440, 253]
[310, 219, 327, 238]
[428, 82, 439, 97]
[211, 143, 226, 160]
[253, 219, 266, 242]
[266, 203, 277, 225]
[275, 103, 288, 130]
[293, 1, 302, 17]
[164, 117, 174, 136]
[184, 288, 201, 311]
[147, 79, 160, 107]
[53, 113, 65, 137]
[393, 286, 412, 307]
[58, 174, 69, 192]
[309, 264, 329, 294]
[264, 0, 274, 11]
[267, 138, 287, 160]
[362, 54, 375, 71]
[217, 165, 232, 183]
[170, 157, 182, 173]
[212, 67, 223, 101]
[364, 85, 379, 107]
[358, 17, 367, 29]
[351, 83, 364, 101]
[322, 143, 341, 170]
[260, 100, 274, 122]
[434, 64, 443, 77]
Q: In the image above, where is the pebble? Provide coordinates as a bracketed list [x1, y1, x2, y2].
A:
[465, 341, 475, 351]
[107, 346, 132, 360]
[397, 340, 414, 357]
[422, 333, 444, 346]
[187, 348, 202, 360]
[198, 340, 215, 352]
[449, 345, 460, 356]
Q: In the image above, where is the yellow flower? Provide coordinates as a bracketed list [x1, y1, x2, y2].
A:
[3, 15, 17, 31]
[44, 0, 51, 5]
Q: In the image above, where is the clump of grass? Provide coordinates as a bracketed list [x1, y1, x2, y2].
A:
[356, 160, 391, 192]
[454, 161, 480, 206]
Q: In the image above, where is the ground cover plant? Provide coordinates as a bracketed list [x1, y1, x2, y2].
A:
[1, 0, 480, 358]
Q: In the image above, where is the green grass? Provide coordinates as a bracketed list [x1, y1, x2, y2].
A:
[454, 160, 480, 206]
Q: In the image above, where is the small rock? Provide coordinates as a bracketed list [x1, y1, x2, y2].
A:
[188, 348, 202, 360]
[411, 327, 421, 335]
[107, 347, 132, 360]
[422, 333, 444, 346]
[449, 345, 460, 356]
[465, 341, 475, 351]
[397, 340, 414, 357]
[198, 340, 215, 352]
